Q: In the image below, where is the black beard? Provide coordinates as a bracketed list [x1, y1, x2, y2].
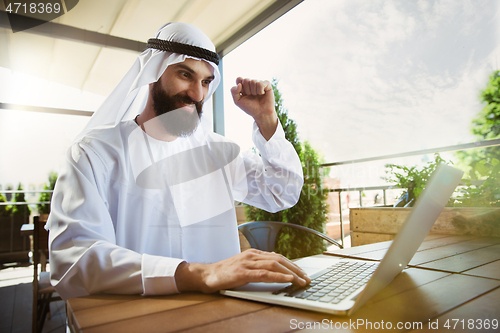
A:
[151, 81, 203, 137]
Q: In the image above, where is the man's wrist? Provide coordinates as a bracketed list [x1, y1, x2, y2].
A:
[175, 262, 211, 293]
[254, 113, 278, 141]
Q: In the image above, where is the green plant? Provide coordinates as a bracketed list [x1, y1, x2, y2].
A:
[245, 79, 329, 259]
[38, 171, 57, 214]
[453, 157, 500, 207]
[452, 70, 500, 207]
[0, 192, 12, 217]
[12, 182, 31, 216]
[456, 70, 500, 179]
[383, 154, 450, 206]
[472, 70, 500, 140]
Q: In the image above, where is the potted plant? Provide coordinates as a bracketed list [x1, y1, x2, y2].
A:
[11, 183, 31, 252]
[383, 154, 449, 207]
[449, 157, 500, 236]
[0, 184, 32, 262]
[37, 171, 57, 220]
[0, 192, 13, 254]
[350, 155, 500, 246]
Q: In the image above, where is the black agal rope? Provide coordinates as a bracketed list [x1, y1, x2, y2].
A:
[147, 38, 219, 65]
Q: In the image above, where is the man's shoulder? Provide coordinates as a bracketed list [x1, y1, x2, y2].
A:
[74, 121, 136, 162]
[78, 121, 133, 146]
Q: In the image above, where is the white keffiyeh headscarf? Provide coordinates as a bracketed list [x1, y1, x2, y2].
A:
[76, 22, 221, 141]
[78, 22, 243, 230]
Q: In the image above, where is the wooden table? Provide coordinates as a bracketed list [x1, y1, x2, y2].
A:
[66, 234, 500, 332]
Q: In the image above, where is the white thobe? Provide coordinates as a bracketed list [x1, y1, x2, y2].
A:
[47, 120, 303, 300]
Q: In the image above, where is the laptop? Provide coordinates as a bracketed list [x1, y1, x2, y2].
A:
[221, 163, 463, 315]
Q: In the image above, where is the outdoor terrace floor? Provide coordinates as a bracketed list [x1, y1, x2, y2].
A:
[0, 263, 66, 333]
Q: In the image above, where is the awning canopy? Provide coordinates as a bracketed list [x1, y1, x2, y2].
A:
[0, 0, 302, 96]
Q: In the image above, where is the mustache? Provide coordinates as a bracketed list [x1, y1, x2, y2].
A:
[151, 81, 204, 116]
[176, 95, 203, 113]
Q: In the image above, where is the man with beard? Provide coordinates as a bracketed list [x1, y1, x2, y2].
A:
[148, 68, 203, 138]
[47, 22, 307, 299]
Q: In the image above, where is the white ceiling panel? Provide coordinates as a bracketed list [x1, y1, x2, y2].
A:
[58, 0, 130, 34]
[83, 47, 138, 95]
[0, 0, 302, 99]
[49, 39, 102, 89]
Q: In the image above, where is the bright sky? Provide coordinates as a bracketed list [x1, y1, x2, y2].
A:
[1, 0, 499, 191]
[223, 0, 500, 187]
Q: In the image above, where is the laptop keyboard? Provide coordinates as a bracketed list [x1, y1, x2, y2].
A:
[274, 261, 379, 304]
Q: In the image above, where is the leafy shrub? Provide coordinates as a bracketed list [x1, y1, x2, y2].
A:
[38, 172, 57, 214]
[245, 79, 329, 259]
[12, 183, 31, 216]
[383, 154, 449, 206]
[0, 193, 12, 217]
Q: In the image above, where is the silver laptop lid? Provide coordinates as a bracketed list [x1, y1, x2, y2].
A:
[349, 163, 463, 314]
[221, 163, 463, 316]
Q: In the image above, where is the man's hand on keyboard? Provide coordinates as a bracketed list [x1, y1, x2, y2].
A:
[175, 249, 311, 293]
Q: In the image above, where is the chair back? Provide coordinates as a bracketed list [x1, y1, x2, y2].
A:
[238, 221, 286, 252]
[32, 215, 60, 333]
[33, 215, 49, 272]
[238, 221, 343, 252]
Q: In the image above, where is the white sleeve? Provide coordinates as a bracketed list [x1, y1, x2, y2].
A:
[232, 121, 304, 212]
[47, 143, 184, 300]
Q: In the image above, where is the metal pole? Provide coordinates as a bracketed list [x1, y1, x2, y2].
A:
[359, 190, 363, 207]
[338, 192, 344, 248]
[212, 57, 225, 136]
[383, 189, 387, 205]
